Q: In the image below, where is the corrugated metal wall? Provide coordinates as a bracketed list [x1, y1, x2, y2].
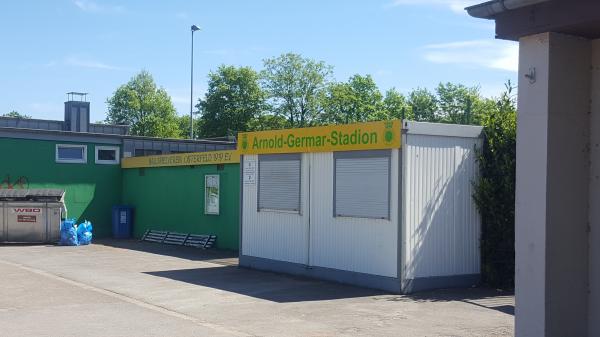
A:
[241, 127, 481, 284]
[241, 154, 310, 264]
[242, 151, 399, 277]
[309, 151, 399, 278]
[402, 134, 481, 280]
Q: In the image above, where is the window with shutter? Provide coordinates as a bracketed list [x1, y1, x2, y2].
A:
[258, 154, 301, 212]
[334, 150, 390, 219]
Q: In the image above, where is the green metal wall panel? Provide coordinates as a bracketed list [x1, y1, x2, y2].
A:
[0, 138, 122, 237]
[121, 164, 240, 250]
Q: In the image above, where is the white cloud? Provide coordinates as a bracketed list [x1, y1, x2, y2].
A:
[387, 0, 481, 13]
[423, 39, 518, 72]
[65, 56, 127, 71]
[73, 0, 124, 13]
[73, 0, 100, 12]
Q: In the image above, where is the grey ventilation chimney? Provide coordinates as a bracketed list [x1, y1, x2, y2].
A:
[64, 92, 90, 132]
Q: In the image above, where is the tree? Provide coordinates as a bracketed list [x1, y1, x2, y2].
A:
[197, 65, 267, 137]
[261, 53, 333, 128]
[177, 114, 203, 139]
[473, 81, 517, 289]
[436, 82, 481, 124]
[106, 70, 181, 138]
[382, 88, 412, 120]
[246, 114, 288, 131]
[407, 88, 438, 122]
[2, 111, 31, 119]
[319, 74, 384, 124]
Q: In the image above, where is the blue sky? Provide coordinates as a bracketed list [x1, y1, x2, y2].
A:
[0, 0, 517, 122]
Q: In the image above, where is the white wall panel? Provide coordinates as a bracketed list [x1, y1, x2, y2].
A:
[403, 134, 481, 280]
[241, 154, 310, 264]
[309, 151, 399, 278]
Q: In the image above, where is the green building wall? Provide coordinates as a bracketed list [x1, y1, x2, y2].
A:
[0, 138, 122, 237]
[121, 164, 240, 250]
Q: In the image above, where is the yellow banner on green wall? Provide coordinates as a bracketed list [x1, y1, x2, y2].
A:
[238, 120, 401, 155]
[121, 150, 240, 169]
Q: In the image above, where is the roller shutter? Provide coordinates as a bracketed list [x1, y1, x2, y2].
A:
[258, 154, 301, 212]
[334, 150, 390, 219]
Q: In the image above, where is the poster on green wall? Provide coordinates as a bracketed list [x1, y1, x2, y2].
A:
[205, 175, 220, 215]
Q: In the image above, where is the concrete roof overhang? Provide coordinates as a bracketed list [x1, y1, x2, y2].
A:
[466, 0, 600, 41]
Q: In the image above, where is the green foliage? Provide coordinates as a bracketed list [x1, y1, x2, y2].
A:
[102, 54, 510, 150]
[473, 81, 517, 289]
[3, 111, 31, 119]
[177, 114, 203, 139]
[407, 88, 438, 122]
[382, 88, 412, 120]
[106, 70, 181, 138]
[319, 74, 385, 124]
[436, 82, 480, 124]
[246, 114, 289, 131]
[198, 65, 267, 137]
[261, 53, 333, 127]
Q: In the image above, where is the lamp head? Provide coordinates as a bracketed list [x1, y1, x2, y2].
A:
[191, 25, 201, 32]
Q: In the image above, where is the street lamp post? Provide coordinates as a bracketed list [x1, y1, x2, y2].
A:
[190, 24, 201, 139]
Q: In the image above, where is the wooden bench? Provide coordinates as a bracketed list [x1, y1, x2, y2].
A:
[140, 230, 217, 249]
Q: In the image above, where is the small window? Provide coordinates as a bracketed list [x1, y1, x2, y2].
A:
[334, 150, 390, 219]
[258, 154, 301, 213]
[95, 146, 120, 165]
[56, 144, 87, 164]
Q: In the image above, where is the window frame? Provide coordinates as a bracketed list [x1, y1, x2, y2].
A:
[257, 153, 302, 214]
[95, 146, 120, 165]
[55, 144, 87, 164]
[333, 150, 391, 220]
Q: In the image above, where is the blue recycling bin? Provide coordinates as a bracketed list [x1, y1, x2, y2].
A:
[112, 205, 133, 239]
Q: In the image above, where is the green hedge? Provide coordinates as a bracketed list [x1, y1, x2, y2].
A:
[473, 84, 517, 289]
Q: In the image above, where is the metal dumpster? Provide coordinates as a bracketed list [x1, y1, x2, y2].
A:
[0, 189, 65, 243]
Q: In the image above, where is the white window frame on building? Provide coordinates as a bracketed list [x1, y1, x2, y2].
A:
[258, 154, 302, 213]
[56, 144, 87, 164]
[333, 150, 391, 219]
[95, 146, 120, 165]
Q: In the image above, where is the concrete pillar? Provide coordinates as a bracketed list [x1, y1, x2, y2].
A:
[516, 32, 591, 337]
[589, 40, 600, 337]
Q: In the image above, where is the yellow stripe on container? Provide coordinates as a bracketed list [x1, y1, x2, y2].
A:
[238, 120, 401, 155]
[121, 150, 240, 169]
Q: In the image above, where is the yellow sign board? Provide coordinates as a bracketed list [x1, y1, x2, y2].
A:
[238, 120, 401, 155]
[121, 150, 240, 169]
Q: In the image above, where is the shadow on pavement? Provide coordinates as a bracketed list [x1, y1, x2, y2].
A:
[379, 287, 515, 315]
[100, 239, 513, 312]
[145, 265, 384, 303]
[95, 239, 239, 266]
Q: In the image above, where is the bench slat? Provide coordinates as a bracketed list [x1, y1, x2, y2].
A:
[141, 230, 216, 249]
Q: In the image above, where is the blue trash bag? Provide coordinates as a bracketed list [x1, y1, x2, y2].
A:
[77, 220, 93, 245]
[60, 219, 79, 246]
